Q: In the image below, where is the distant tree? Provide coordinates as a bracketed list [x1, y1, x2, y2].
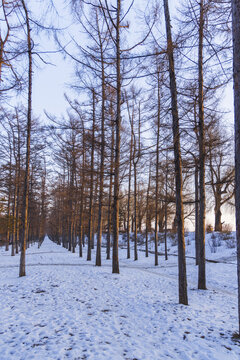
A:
[207, 125, 234, 232]
[145, 161, 152, 258]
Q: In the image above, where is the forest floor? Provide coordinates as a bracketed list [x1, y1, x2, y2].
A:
[0, 234, 240, 360]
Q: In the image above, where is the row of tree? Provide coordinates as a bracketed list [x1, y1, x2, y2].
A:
[0, 0, 239, 333]
[46, 0, 234, 303]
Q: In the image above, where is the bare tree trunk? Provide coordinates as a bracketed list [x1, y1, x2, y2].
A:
[39, 162, 46, 247]
[163, 0, 188, 305]
[15, 121, 21, 255]
[87, 90, 96, 261]
[6, 144, 12, 252]
[96, 41, 106, 266]
[16, 197, 20, 254]
[232, 0, 240, 335]
[133, 103, 141, 261]
[72, 203, 77, 252]
[154, 71, 161, 266]
[92, 160, 99, 249]
[193, 94, 200, 266]
[198, 0, 206, 290]
[195, 162, 199, 265]
[145, 162, 151, 258]
[164, 158, 168, 261]
[68, 205, 72, 252]
[69, 150, 76, 254]
[112, 0, 121, 274]
[12, 166, 18, 256]
[106, 111, 114, 260]
[133, 159, 138, 261]
[127, 119, 133, 259]
[132, 117, 138, 261]
[19, 0, 32, 277]
[79, 126, 85, 258]
[214, 190, 222, 232]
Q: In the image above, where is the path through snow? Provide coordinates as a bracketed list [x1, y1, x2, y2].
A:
[0, 238, 239, 360]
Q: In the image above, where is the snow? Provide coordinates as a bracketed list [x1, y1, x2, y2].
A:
[0, 234, 240, 360]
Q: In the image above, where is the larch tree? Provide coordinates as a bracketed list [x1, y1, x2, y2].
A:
[19, 0, 33, 277]
[145, 160, 151, 258]
[87, 90, 96, 261]
[154, 68, 162, 267]
[177, 0, 232, 284]
[196, 0, 206, 289]
[106, 87, 116, 260]
[0, 0, 22, 93]
[163, 0, 188, 305]
[232, 0, 240, 336]
[125, 89, 134, 260]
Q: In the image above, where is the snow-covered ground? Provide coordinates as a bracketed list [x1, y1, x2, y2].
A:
[137, 231, 237, 263]
[0, 234, 240, 360]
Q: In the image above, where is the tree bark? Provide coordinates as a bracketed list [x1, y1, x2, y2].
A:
[6, 143, 12, 252]
[87, 90, 96, 261]
[19, 0, 32, 277]
[198, 0, 206, 290]
[214, 190, 222, 232]
[232, 0, 240, 335]
[133, 159, 138, 261]
[112, 0, 121, 274]
[127, 116, 133, 259]
[12, 164, 18, 256]
[195, 161, 199, 265]
[92, 158, 99, 249]
[164, 158, 168, 261]
[145, 162, 151, 258]
[106, 107, 114, 260]
[96, 25, 106, 267]
[15, 120, 21, 255]
[154, 71, 161, 266]
[79, 124, 85, 258]
[163, 0, 188, 305]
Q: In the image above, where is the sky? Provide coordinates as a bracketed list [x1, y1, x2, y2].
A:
[31, 0, 155, 120]
[31, 0, 235, 122]
[32, 52, 73, 120]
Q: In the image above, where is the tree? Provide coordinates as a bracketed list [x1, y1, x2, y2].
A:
[154, 69, 161, 267]
[78, 113, 86, 258]
[0, 0, 22, 93]
[197, 0, 207, 290]
[125, 90, 134, 259]
[232, 0, 240, 336]
[95, 7, 107, 267]
[111, 0, 121, 274]
[19, 0, 33, 277]
[132, 102, 141, 261]
[87, 90, 96, 261]
[106, 88, 115, 260]
[163, 0, 188, 305]
[145, 161, 151, 258]
[207, 125, 234, 232]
